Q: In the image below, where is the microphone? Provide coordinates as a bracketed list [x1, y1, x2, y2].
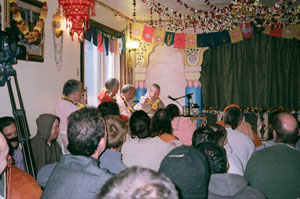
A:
[168, 95, 176, 101]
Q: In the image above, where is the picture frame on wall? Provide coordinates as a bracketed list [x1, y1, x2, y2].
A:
[5, 0, 44, 62]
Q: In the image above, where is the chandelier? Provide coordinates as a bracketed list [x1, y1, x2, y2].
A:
[58, 0, 96, 41]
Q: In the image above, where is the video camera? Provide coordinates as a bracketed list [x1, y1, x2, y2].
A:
[0, 27, 26, 86]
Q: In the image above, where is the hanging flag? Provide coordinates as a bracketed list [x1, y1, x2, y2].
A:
[241, 22, 253, 38]
[109, 38, 115, 54]
[164, 32, 175, 46]
[97, 33, 104, 52]
[142, 25, 155, 42]
[281, 25, 294, 39]
[269, 27, 282, 38]
[122, 36, 126, 52]
[262, 26, 271, 35]
[104, 36, 109, 55]
[132, 22, 144, 40]
[174, 33, 186, 49]
[153, 29, 165, 46]
[117, 38, 123, 54]
[186, 34, 197, 48]
[294, 24, 300, 40]
[229, 26, 243, 43]
[221, 30, 231, 44]
[114, 39, 118, 54]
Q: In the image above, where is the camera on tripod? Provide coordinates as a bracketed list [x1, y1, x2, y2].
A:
[0, 27, 26, 64]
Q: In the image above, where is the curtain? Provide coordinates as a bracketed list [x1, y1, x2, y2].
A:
[201, 33, 300, 110]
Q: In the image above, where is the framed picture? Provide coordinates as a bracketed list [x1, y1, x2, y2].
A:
[5, 0, 44, 62]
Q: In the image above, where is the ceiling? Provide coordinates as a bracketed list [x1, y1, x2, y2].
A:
[91, 0, 300, 31]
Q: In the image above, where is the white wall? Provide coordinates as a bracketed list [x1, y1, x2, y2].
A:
[0, 1, 80, 136]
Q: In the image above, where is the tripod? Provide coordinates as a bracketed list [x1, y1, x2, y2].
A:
[1, 63, 36, 178]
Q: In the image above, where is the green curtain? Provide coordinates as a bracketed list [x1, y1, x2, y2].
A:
[201, 33, 300, 110]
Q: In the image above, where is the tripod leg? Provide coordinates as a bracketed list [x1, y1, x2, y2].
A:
[6, 74, 36, 178]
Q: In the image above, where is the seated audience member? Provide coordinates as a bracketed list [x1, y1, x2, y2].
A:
[192, 125, 244, 176]
[31, 114, 62, 173]
[97, 166, 178, 199]
[0, 133, 9, 174]
[1, 133, 42, 199]
[0, 117, 24, 170]
[42, 107, 112, 199]
[121, 110, 176, 171]
[116, 84, 136, 118]
[159, 145, 210, 199]
[197, 142, 265, 199]
[98, 78, 119, 105]
[166, 104, 196, 146]
[151, 108, 182, 146]
[53, 79, 85, 154]
[217, 104, 262, 147]
[223, 107, 255, 172]
[244, 112, 300, 199]
[100, 115, 127, 174]
[98, 101, 128, 123]
[134, 84, 165, 114]
[36, 163, 56, 188]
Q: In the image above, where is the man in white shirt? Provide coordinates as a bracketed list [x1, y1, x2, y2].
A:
[116, 84, 136, 118]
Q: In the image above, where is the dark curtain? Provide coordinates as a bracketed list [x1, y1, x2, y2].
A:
[201, 33, 300, 110]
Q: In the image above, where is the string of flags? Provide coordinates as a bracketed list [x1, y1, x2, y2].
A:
[131, 21, 300, 49]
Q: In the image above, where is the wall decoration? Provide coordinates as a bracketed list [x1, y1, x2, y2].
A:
[6, 0, 46, 62]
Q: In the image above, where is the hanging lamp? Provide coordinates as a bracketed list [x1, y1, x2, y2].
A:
[58, 0, 96, 41]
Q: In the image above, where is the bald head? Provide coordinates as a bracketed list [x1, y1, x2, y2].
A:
[273, 113, 299, 146]
[0, 133, 9, 174]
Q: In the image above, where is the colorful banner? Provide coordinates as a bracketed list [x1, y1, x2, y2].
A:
[294, 24, 300, 40]
[132, 23, 144, 40]
[153, 29, 165, 46]
[97, 33, 104, 52]
[241, 22, 253, 38]
[281, 25, 294, 39]
[230, 26, 243, 43]
[174, 33, 186, 49]
[109, 38, 115, 54]
[269, 27, 283, 37]
[186, 34, 197, 48]
[164, 32, 175, 46]
[142, 25, 155, 42]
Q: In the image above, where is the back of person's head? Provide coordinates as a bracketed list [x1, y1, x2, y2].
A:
[67, 107, 106, 156]
[0, 116, 15, 132]
[104, 115, 126, 149]
[98, 101, 120, 117]
[159, 145, 210, 199]
[151, 83, 160, 91]
[129, 110, 151, 139]
[62, 79, 81, 97]
[122, 84, 135, 94]
[97, 166, 178, 199]
[152, 108, 172, 136]
[224, 107, 243, 130]
[272, 112, 299, 145]
[208, 124, 227, 147]
[105, 78, 119, 90]
[166, 104, 180, 120]
[192, 126, 217, 147]
[196, 142, 227, 174]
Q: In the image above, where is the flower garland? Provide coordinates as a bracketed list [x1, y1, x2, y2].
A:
[145, 97, 160, 111]
[120, 95, 135, 113]
[103, 88, 116, 100]
[60, 95, 85, 109]
[10, 0, 48, 44]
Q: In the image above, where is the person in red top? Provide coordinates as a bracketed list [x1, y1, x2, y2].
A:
[98, 78, 119, 105]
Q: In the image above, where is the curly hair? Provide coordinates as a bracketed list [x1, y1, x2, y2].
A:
[196, 142, 227, 174]
[129, 110, 151, 139]
[104, 115, 127, 149]
[67, 107, 106, 156]
[97, 166, 178, 199]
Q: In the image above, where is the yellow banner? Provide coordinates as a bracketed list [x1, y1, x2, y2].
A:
[132, 23, 144, 40]
[153, 29, 166, 46]
[186, 34, 197, 48]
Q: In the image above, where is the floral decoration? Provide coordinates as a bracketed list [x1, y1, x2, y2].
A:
[120, 95, 135, 113]
[10, 0, 48, 44]
[145, 97, 160, 111]
[60, 95, 85, 109]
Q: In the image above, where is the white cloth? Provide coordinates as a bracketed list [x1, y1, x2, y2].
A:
[224, 128, 255, 173]
[121, 135, 176, 171]
[226, 152, 244, 176]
